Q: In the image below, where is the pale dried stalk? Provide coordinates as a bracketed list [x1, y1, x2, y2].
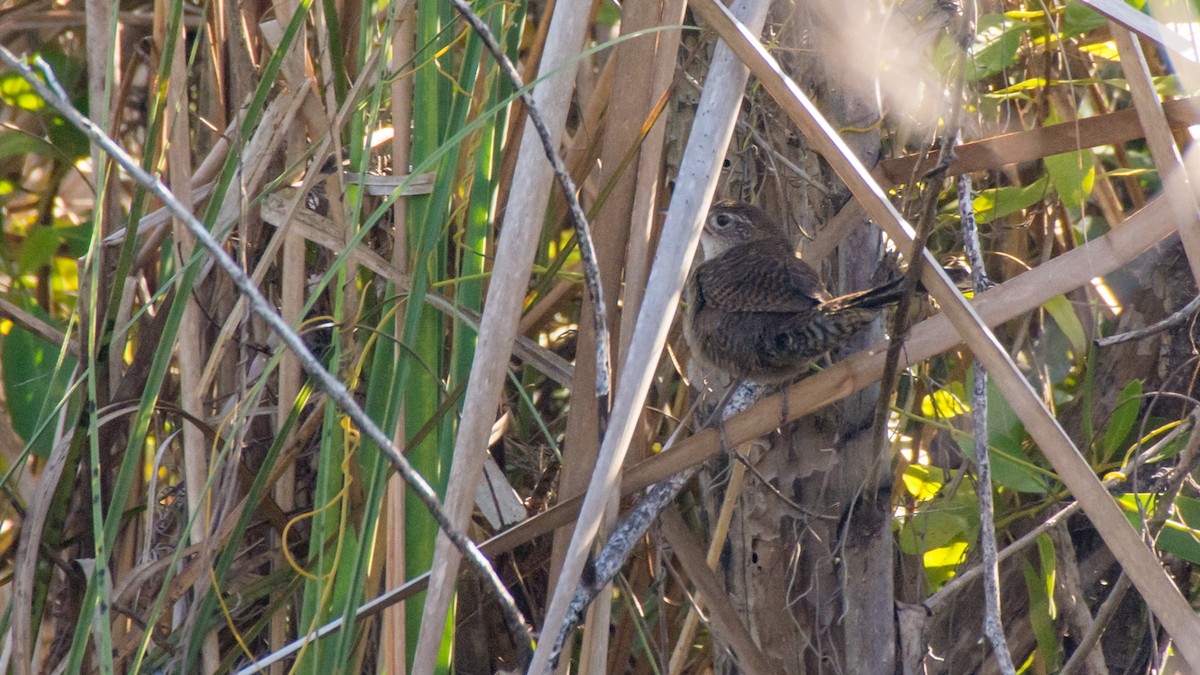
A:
[267, 0, 308, 670]
[1109, 23, 1200, 285]
[659, 508, 777, 673]
[194, 84, 310, 393]
[538, 17, 620, 675]
[158, 1, 219, 667]
[11, 384, 78, 673]
[1081, 0, 1200, 68]
[383, 2, 415, 672]
[411, 0, 596, 667]
[558, 2, 682, 668]
[194, 32, 392, 396]
[622, 0, 686, 353]
[1051, 526, 1112, 675]
[525, 0, 773, 670]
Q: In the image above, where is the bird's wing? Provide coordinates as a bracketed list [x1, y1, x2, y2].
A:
[693, 242, 830, 313]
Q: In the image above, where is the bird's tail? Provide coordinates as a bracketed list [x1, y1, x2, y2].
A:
[826, 275, 908, 311]
[823, 263, 979, 313]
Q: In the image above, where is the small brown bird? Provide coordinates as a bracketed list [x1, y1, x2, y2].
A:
[683, 201, 906, 384]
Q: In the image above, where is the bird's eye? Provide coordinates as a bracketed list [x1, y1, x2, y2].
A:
[715, 214, 733, 228]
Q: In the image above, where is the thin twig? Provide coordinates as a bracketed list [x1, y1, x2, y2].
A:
[549, 463, 702, 663]
[1095, 293, 1200, 347]
[871, 0, 974, 498]
[0, 46, 536, 656]
[867, 142, 948, 489]
[960, 171, 1016, 674]
[448, 0, 612, 424]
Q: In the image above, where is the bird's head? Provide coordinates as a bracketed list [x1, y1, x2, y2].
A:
[701, 201, 788, 259]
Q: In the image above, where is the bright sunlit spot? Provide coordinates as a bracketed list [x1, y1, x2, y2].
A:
[1091, 276, 1122, 316]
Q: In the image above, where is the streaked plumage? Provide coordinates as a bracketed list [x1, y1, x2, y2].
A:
[683, 201, 905, 383]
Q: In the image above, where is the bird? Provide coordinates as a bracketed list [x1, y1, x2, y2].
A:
[683, 200, 908, 384]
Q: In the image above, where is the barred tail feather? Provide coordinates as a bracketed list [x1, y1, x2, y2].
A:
[826, 276, 907, 312]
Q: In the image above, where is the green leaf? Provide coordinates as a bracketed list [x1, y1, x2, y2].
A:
[1023, 535, 1063, 670]
[1118, 494, 1200, 564]
[1157, 520, 1200, 565]
[1036, 533, 1057, 620]
[36, 47, 86, 97]
[1061, 1, 1108, 36]
[57, 221, 94, 258]
[1005, 8, 1051, 19]
[1154, 74, 1183, 97]
[977, 433, 1050, 494]
[983, 373, 1024, 443]
[48, 116, 90, 161]
[1046, 149, 1096, 211]
[595, 0, 620, 26]
[1079, 39, 1120, 61]
[1061, 0, 1145, 38]
[1099, 379, 1142, 461]
[0, 130, 56, 160]
[987, 77, 1048, 94]
[899, 505, 973, 555]
[1, 316, 78, 459]
[974, 175, 1049, 224]
[966, 14, 1026, 81]
[902, 463, 944, 501]
[921, 387, 970, 419]
[19, 227, 62, 273]
[0, 73, 45, 111]
[1118, 492, 1154, 519]
[923, 539, 969, 587]
[1103, 166, 1155, 178]
[1159, 496, 1200, 564]
[1042, 294, 1087, 356]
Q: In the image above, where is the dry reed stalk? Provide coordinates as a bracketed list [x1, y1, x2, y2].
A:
[383, 2, 416, 672]
[667, 460, 746, 674]
[411, 0, 597, 668]
[526, 0, 773, 670]
[1110, 24, 1200, 283]
[553, 3, 683, 669]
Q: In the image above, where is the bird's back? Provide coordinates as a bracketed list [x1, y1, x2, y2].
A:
[684, 241, 906, 383]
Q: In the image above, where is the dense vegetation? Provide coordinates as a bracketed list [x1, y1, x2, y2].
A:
[1, 0, 1199, 672]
